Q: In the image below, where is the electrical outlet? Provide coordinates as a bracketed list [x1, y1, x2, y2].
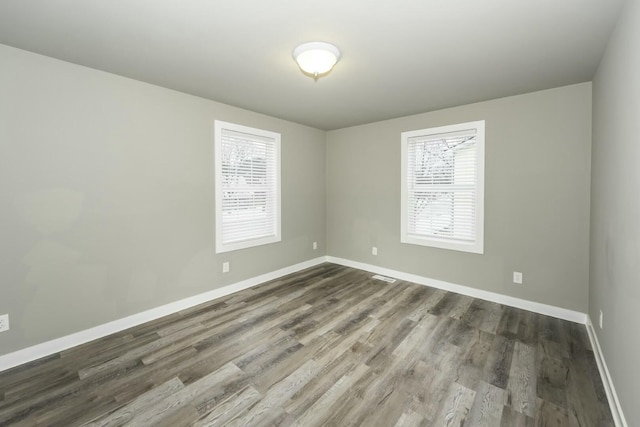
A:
[372, 247, 378, 256]
[599, 310, 603, 329]
[513, 272, 523, 284]
[0, 314, 9, 333]
[313, 241, 317, 250]
[222, 262, 230, 273]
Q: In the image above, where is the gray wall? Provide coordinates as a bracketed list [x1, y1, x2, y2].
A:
[0, 41, 602, 369]
[591, 0, 640, 422]
[0, 44, 326, 356]
[327, 83, 592, 312]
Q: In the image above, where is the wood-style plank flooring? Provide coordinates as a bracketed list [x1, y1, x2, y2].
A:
[0, 263, 614, 426]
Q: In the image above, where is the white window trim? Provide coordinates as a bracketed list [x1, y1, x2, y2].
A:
[401, 120, 485, 254]
[214, 120, 281, 253]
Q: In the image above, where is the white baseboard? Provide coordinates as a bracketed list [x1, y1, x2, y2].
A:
[326, 256, 588, 324]
[0, 256, 326, 373]
[2, 255, 624, 425]
[0, 255, 593, 374]
[585, 318, 628, 427]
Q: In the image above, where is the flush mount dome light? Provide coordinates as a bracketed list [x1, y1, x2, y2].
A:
[292, 42, 341, 79]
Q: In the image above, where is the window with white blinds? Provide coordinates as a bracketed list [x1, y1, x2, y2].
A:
[401, 120, 485, 254]
[214, 121, 281, 253]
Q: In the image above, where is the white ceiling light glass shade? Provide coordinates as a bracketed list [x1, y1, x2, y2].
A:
[292, 42, 341, 78]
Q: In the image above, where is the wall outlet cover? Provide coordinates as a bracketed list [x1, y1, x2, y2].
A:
[222, 262, 230, 273]
[372, 247, 378, 256]
[0, 314, 9, 333]
[513, 272, 523, 284]
[599, 310, 603, 329]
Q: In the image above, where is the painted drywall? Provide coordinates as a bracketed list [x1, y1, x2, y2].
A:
[0, 44, 326, 356]
[591, 0, 640, 422]
[326, 83, 592, 313]
[0, 41, 597, 365]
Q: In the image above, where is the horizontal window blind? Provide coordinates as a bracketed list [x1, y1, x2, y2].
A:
[401, 121, 484, 253]
[407, 130, 477, 242]
[215, 122, 281, 253]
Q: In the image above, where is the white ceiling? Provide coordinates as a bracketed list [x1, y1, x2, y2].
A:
[0, 0, 625, 130]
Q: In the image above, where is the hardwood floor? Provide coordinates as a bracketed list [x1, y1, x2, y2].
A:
[0, 263, 614, 426]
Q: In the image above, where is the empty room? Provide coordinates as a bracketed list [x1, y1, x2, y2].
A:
[0, 0, 638, 425]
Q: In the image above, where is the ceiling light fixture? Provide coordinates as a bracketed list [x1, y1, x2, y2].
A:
[292, 42, 341, 80]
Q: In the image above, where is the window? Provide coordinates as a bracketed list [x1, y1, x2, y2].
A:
[214, 120, 281, 253]
[401, 120, 485, 254]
